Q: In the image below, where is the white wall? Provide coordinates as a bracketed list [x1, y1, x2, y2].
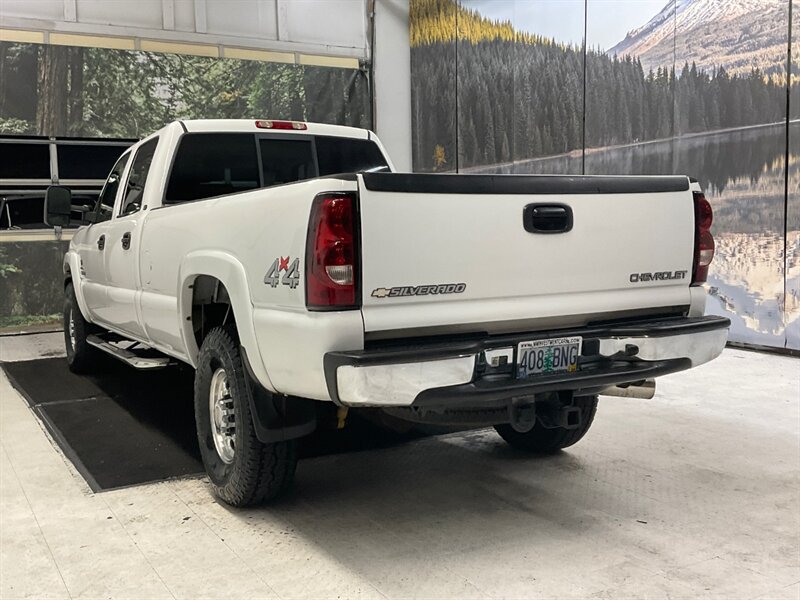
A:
[373, 0, 411, 172]
[0, 0, 368, 59]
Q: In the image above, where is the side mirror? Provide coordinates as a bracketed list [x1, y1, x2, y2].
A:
[44, 185, 72, 227]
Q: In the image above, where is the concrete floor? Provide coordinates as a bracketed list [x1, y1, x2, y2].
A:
[0, 333, 798, 600]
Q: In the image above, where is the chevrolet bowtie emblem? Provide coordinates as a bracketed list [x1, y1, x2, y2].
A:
[371, 288, 391, 298]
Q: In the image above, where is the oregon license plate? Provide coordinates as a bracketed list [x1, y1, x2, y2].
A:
[517, 336, 582, 378]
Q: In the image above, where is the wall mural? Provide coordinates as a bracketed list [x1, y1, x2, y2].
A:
[0, 41, 371, 138]
[0, 41, 371, 329]
[788, 1, 800, 351]
[410, 0, 799, 351]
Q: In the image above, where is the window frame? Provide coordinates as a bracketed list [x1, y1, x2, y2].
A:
[94, 150, 131, 224]
[118, 136, 159, 218]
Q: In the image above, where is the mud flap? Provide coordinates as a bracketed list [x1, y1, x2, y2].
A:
[241, 347, 317, 443]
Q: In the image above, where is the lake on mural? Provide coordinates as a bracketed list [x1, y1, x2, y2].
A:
[473, 123, 799, 349]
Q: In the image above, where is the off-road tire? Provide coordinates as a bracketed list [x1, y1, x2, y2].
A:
[64, 282, 100, 374]
[194, 324, 297, 506]
[494, 395, 598, 454]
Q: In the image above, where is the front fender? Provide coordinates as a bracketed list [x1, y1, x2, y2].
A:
[63, 250, 93, 324]
[178, 250, 276, 392]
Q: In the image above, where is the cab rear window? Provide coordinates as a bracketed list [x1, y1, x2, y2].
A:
[316, 137, 389, 175]
[164, 132, 389, 204]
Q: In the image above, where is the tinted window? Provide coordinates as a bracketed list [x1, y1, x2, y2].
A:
[316, 137, 388, 175]
[0, 143, 51, 179]
[259, 138, 316, 186]
[96, 152, 130, 222]
[163, 133, 390, 205]
[58, 144, 129, 179]
[165, 134, 259, 203]
[120, 138, 158, 216]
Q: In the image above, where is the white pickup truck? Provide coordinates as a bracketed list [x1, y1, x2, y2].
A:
[47, 119, 730, 506]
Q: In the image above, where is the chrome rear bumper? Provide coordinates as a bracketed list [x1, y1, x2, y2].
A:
[324, 315, 730, 408]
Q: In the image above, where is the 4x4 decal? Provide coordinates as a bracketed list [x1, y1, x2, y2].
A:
[265, 256, 300, 289]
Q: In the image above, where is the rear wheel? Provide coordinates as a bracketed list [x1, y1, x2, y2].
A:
[194, 324, 297, 506]
[64, 282, 99, 373]
[494, 395, 598, 454]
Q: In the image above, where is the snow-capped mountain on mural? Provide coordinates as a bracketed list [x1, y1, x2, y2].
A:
[609, 0, 788, 76]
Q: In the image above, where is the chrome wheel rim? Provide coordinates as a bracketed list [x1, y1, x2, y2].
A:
[209, 367, 236, 464]
[68, 309, 76, 351]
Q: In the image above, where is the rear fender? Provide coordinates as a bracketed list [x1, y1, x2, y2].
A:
[178, 251, 276, 392]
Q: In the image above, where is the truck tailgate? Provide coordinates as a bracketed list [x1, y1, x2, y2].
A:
[357, 173, 696, 336]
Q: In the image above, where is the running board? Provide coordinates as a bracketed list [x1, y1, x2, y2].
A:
[86, 335, 172, 370]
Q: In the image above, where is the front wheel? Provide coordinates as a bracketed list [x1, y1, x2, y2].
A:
[194, 324, 297, 506]
[494, 395, 598, 454]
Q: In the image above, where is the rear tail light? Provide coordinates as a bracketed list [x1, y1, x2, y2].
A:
[306, 193, 360, 310]
[255, 119, 307, 130]
[692, 192, 715, 285]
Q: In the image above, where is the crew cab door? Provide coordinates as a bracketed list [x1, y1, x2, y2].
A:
[79, 151, 130, 323]
[100, 137, 159, 340]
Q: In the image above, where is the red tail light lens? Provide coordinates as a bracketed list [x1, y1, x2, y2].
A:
[692, 192, 715, 285]
[306, 193, 359, 309]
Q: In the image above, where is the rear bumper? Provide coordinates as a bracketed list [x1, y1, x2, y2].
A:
[323, 315, 730, 407]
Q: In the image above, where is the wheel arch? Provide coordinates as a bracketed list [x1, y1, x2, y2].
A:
[63, 251, 93, 324]
[178, 251, 276, 392]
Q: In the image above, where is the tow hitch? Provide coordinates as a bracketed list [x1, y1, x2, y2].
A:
[509, 392, 582, 431]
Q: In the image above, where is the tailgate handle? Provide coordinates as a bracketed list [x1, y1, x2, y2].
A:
[524, 204, 573, 234]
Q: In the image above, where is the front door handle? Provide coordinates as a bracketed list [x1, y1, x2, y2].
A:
[97, 234, 105, 250]
[121, 232, 131, 250]
[523, 204, 573, 234]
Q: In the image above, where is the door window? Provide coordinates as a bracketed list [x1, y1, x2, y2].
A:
[120, 137, 158, 216]
[95, 152, 130, 223]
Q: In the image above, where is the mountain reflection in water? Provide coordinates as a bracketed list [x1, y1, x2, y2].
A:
[471, 123, 799, 349]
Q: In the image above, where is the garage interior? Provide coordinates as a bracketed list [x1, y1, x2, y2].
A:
[1, 0, 799, 599]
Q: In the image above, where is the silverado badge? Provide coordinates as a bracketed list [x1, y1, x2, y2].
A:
[371, 283, 466, 299]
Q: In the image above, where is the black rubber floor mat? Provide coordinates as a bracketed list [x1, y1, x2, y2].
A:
[39, 397, 202, 490]
[3, 358, 202, 491]
[1, 358, 452, 492]
[2, 357, 109, 406]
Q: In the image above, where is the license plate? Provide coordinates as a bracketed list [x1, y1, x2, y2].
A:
[517, 336, 582, 378]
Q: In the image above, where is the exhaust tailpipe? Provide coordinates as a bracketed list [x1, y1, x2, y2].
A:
[601, 379, 656, 399]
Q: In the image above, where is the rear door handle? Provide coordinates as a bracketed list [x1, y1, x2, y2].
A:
[97, 234, 105, 250]
[523, 204, 573, 234]
[121, 232, 131, 250]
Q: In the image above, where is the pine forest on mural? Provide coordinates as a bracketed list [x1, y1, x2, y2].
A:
[0, 42, 370, 139]
[410, 0, 787, 172]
